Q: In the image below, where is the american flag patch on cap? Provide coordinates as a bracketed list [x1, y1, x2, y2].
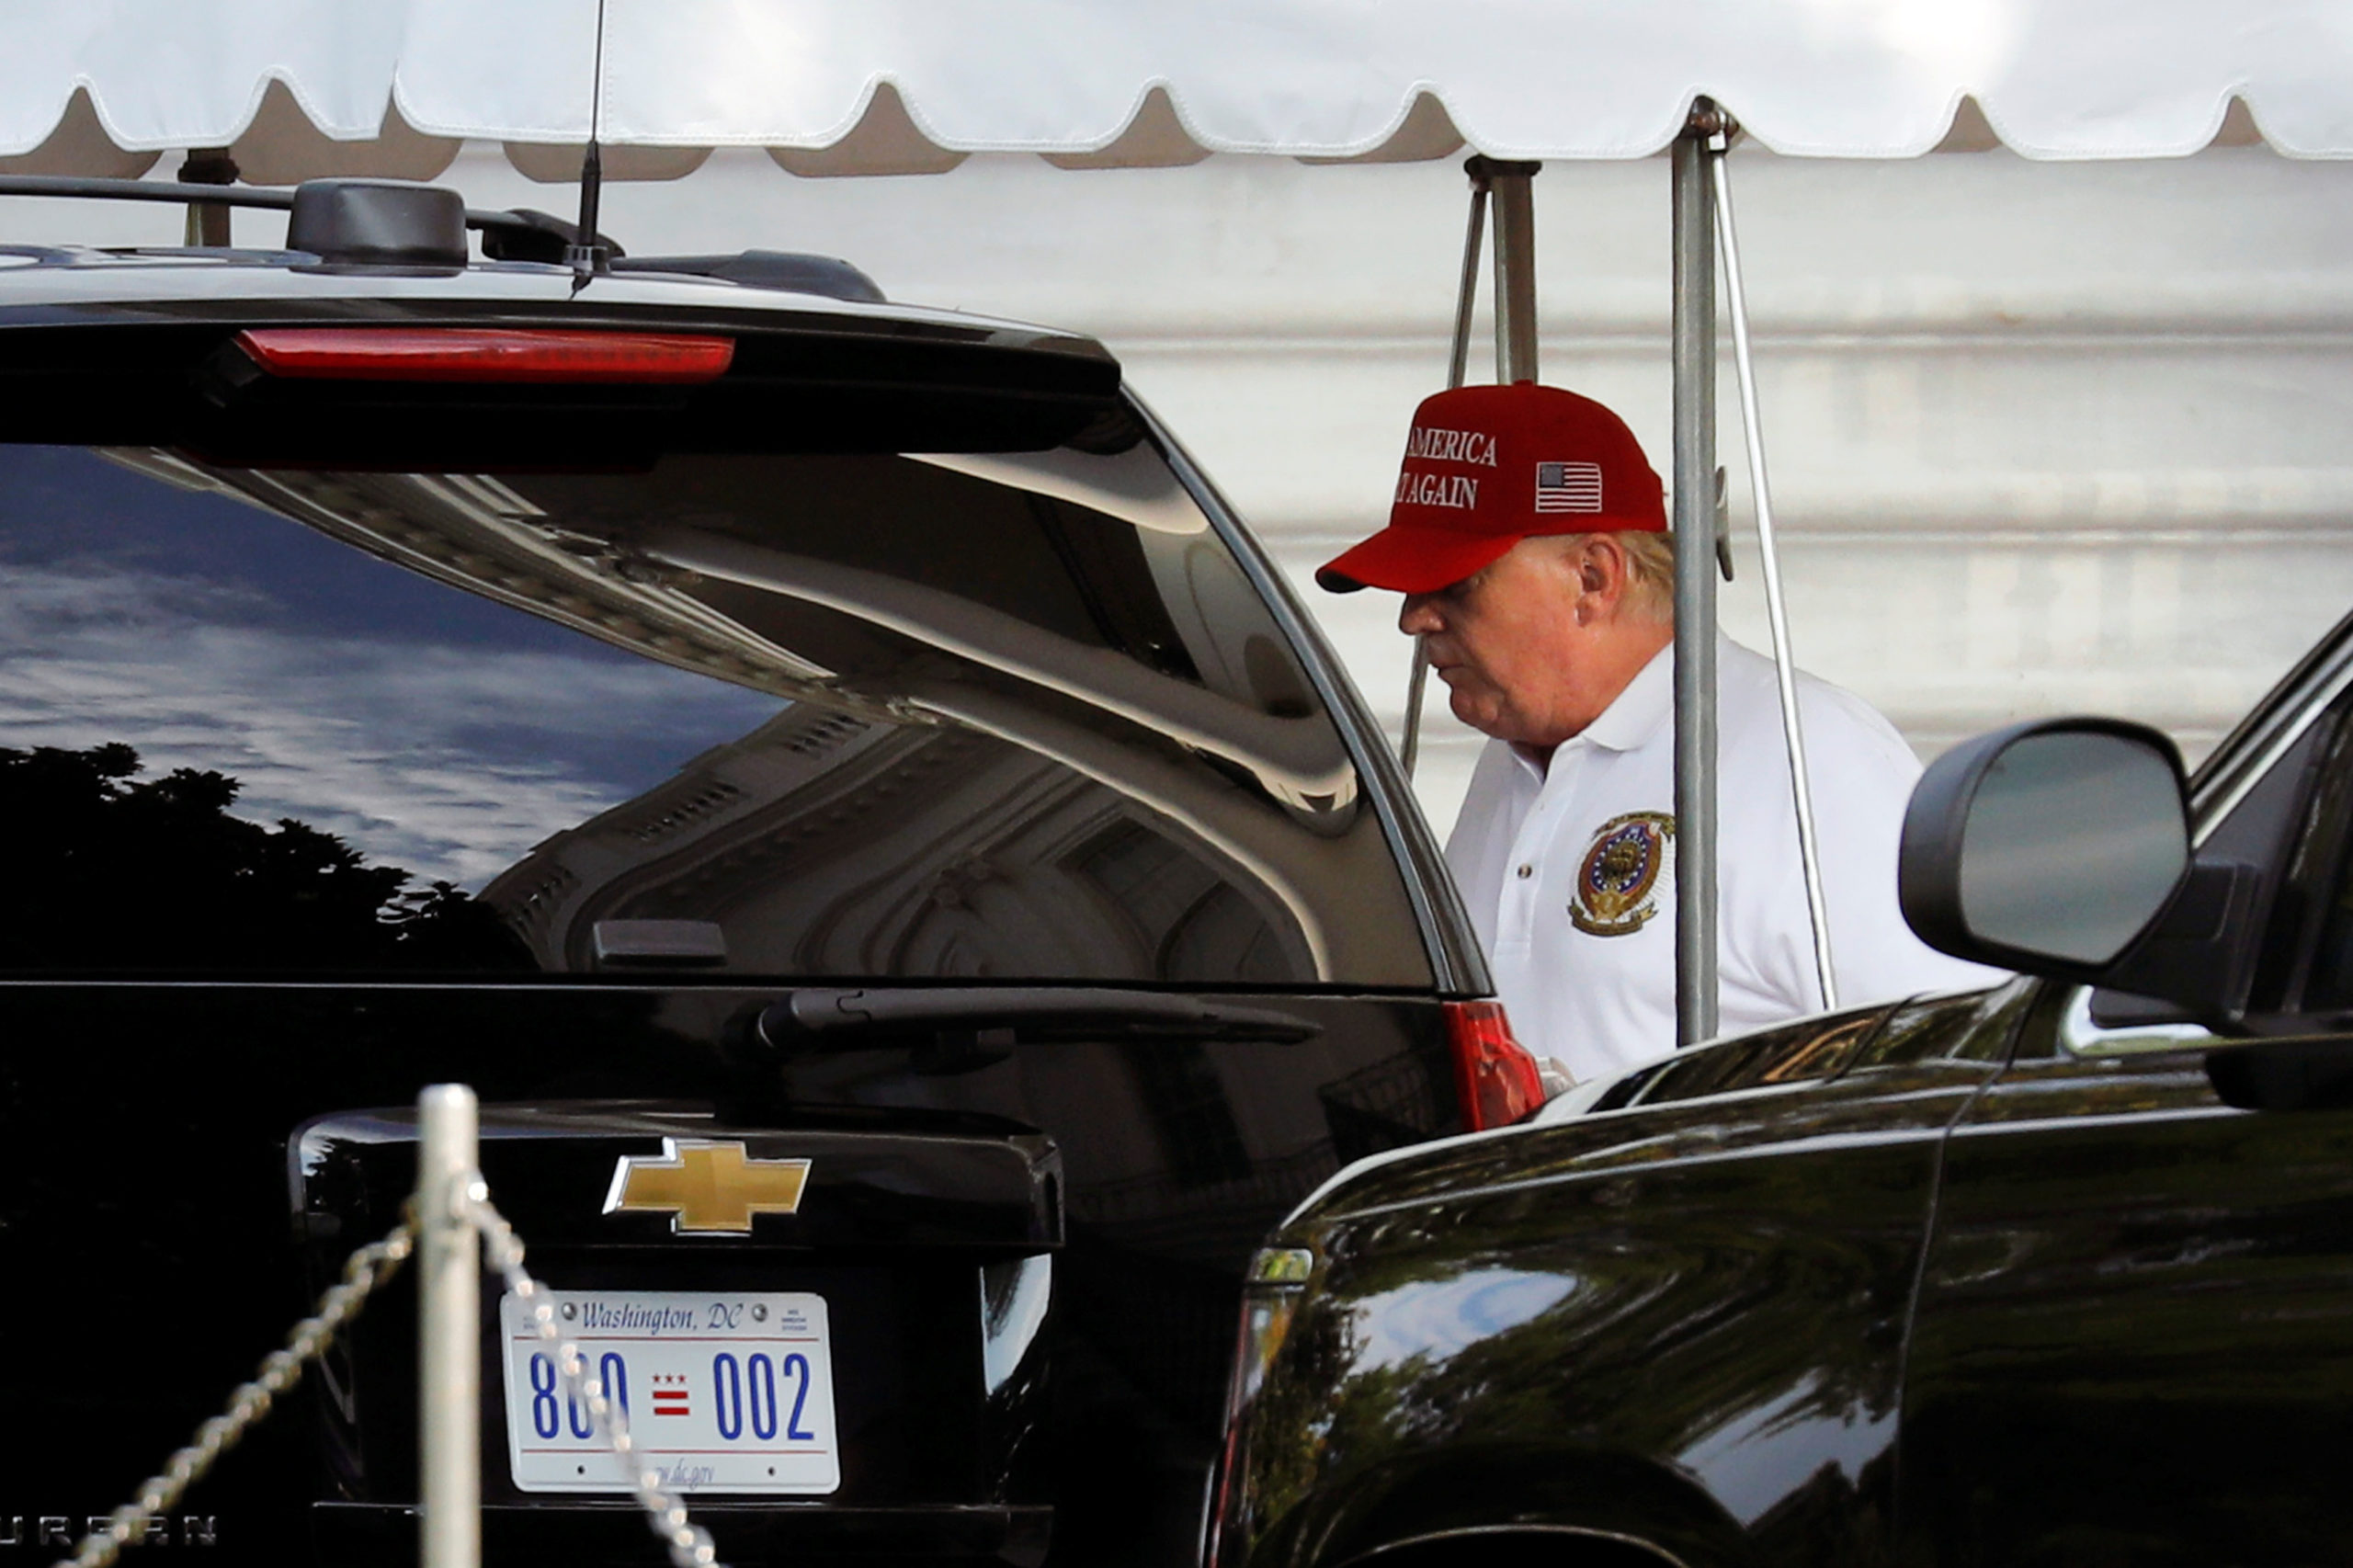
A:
[1534, 461, 1604, 514]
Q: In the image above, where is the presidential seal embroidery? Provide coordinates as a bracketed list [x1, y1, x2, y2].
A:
[1569, 812, 1676, 937]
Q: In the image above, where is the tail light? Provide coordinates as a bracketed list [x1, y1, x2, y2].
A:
[1447, 999, 1544, 1130]
[233, 327, 736, 384]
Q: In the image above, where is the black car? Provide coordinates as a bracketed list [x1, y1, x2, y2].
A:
[1210, 597, 2353, 1567]
[0, 178, 1545, 1567]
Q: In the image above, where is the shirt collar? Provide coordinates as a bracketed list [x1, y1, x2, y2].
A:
[1576, 637, 1675, 753]
[1502, 633, 1688, 779]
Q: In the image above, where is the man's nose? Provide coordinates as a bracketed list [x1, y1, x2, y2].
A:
[1399, 594, 1442, 635]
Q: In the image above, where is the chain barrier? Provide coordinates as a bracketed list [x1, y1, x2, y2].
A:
[56, 1176, 729, 1568]
[55, 1221, 418, 1568]
[460, 1185, 725, 1568]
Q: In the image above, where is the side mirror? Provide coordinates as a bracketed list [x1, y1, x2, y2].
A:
[1900, 718, 2190, 980]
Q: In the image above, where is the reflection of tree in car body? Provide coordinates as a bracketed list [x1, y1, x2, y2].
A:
[0, 742, 531, 971]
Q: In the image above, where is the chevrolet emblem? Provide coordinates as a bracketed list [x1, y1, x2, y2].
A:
[602, 1140, 812, 1234]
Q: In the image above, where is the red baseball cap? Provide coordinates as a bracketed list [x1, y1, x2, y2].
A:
[1316, 382, 1665, 594]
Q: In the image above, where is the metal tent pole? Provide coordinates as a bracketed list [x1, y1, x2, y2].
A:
[176, 149, 237, 247]
[1400, 618, 1434, 781]
[419, 1085, 481, 1568]
[1448, 164, 1492, 392]
[1710, 142, 1839, 1012]
[1403, 161, 1495, 778]
[1485, 161, 1540, 383]
[1672, 108, 1722, 1047]
[1404, 158, 1536, 778]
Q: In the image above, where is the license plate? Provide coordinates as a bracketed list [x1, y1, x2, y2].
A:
[499, 1290, 840, 1494]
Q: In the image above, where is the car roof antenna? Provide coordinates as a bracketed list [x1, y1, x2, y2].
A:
[567, 0, 613, 285]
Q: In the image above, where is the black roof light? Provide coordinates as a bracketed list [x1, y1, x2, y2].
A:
[0, 176, 890, 298]
[286, 179, 467, 269]
[0, 175, 608, 264]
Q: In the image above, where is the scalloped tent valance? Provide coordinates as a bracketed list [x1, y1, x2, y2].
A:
[3, 0, 2347, 183]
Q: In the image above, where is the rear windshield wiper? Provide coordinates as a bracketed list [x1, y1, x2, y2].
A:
[757, 987, 1320, 1073]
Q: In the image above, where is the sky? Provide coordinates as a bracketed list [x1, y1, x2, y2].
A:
[0, 445, 786, 890]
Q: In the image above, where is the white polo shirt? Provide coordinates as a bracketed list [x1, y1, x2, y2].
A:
[1447, 634, 2003, 1082]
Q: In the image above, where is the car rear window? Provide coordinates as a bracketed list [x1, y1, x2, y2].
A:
[0, 439, 1429, 985]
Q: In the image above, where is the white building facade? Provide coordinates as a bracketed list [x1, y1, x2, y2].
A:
[11, 140, 2350, 835]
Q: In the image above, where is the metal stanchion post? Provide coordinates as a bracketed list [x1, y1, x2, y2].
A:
[1672, 106, 1722, 1048]
[418, 1085, 480, 1568]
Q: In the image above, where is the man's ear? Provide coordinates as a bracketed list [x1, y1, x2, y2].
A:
[1577, 535, 1625, 606]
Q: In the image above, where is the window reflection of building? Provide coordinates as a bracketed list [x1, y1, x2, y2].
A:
[482, 704, 1315, 983]
[1071, 823, 1296, 984]
[1123, 1041, 1255, 1187]
[100, 450, 858, 714]
[105, 445, 1427, 985]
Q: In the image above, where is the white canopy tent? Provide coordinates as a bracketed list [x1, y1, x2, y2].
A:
[6, 0, 2347, 1042]
[6, 0, 2353, 178]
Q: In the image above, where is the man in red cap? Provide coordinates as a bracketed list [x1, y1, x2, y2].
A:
[1321, 383, 1995, 1083]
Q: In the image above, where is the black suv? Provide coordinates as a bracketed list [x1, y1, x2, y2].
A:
[1210, 598, 2353, 1564]
[0, 178, 1540, 1567]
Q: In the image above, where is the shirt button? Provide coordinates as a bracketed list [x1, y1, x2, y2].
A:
[1516, 864, 1534, 880]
